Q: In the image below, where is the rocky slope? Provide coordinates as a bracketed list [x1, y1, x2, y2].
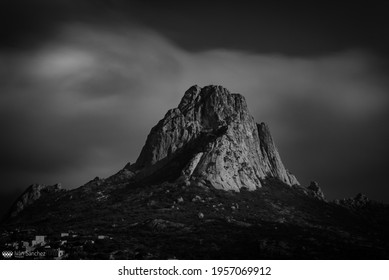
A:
[2, 178, 388, 260]
[7, 183, 64, 218]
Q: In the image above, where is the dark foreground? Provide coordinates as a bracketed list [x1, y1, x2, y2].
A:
[1, 178, 389, 260]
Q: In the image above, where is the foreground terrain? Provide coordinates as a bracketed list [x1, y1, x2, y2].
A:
[1, 177, 388, 259]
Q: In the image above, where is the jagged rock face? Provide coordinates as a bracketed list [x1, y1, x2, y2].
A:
[8, 183, 63, 217]
[125, 85, 298, 191]
[307, 181, 325, 201]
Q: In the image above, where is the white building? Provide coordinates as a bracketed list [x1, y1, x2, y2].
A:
[32, 235, 46, 246]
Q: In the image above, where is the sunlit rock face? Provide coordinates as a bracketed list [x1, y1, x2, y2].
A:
[125, 85, 298, 191]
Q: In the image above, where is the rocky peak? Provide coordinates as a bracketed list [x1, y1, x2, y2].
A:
[125, 85, 298, 191]
[307, 181, 325, 201]
[178, 85, 249, 124]
[177, 85, 201, 112]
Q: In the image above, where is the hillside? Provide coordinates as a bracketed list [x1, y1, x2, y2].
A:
[1, 85, 388, 259]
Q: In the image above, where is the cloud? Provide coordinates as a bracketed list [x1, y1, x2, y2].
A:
[1, 23, 388, 214]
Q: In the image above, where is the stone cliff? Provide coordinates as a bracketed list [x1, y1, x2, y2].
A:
[124, 85, 298, 191]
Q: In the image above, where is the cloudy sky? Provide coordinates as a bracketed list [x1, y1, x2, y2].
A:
[1, 0, 389, 217]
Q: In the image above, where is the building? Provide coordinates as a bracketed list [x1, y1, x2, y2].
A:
[32, 235, 46, 246]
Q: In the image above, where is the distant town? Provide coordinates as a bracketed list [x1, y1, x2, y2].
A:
[1, 228, 111, 259]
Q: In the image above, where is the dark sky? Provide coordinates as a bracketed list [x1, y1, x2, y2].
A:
[1, 0, 389, 217]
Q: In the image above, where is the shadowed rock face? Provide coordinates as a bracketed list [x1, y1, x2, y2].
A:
[8, 183, 63, 217]
[307, 181, 325, 201]
[125, 85, 298, 191]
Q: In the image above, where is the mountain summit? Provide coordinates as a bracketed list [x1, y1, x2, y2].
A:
[124, 85, 298, 191]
